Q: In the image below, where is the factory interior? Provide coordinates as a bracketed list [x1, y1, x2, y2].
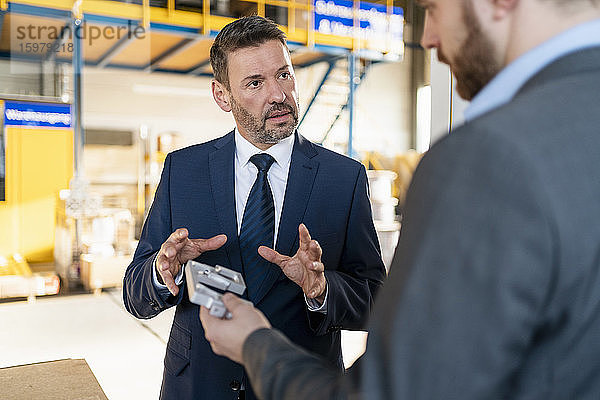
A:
[0, 0, 467, 398]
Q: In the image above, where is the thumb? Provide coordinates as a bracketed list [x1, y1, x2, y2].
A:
[193, 234, 227, 252]
[221, 293, 245, 314]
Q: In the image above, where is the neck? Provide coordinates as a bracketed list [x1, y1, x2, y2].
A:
[505, 3, 600, 65]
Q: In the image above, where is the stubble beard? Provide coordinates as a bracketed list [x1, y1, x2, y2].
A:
[443, 0, 502, 101]
[230, 97, 299, 144]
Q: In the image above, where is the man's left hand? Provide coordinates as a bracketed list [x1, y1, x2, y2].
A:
[200, 293, 271, 364]
[258, 223, 327, 303]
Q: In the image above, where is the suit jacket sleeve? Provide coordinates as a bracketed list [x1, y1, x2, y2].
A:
[310, 165, 387, 334]
[243, 328, 355, 400]
[360, 126, 557, 399]
[123, 153, 184, 319]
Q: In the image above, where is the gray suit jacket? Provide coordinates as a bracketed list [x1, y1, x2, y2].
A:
[242, 46, 600, 399]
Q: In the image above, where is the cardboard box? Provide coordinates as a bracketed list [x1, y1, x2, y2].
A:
[80, 253, 131, 291]
[0, 359, 108, 400]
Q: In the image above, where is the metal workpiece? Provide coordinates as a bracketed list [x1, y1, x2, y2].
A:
[185, 261, 246, 319]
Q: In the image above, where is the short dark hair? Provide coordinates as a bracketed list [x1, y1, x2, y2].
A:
[210, 15, 288, 89]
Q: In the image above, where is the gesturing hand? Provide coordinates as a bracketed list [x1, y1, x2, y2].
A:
[258, 223, 326, 303]
[156, 228, 227, 296]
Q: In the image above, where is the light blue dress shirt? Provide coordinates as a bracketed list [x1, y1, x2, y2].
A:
[465, 18, 600, 122]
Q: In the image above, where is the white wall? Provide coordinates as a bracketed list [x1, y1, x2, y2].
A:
[82, 58, 413, 156]
[326, 59, 413, 156]
[83, 67, 233, 148]
[429, 49, 470, 146]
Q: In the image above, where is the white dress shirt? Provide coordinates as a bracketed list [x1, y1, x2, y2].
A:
[234, 129, 293, 240]
[153, 129, 327, 312]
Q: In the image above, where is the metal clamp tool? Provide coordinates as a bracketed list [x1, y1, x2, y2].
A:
[185, 260, 246, 319]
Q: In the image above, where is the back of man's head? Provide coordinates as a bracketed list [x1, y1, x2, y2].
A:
[210, 16, 288, 90]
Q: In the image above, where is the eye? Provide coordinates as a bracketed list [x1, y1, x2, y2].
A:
[279, 72, 291, 80]
[247, 80, 262, 88]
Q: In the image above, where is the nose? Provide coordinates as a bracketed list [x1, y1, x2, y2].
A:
[267, 79, 286, 104]
[420, 13, 439, 50]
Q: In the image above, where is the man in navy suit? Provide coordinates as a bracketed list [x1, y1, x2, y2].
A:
[123, 16, 386, 400]
[200, 1, 600, 400]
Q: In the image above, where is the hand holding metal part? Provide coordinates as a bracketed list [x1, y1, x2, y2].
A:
[185, 260, 246, 319]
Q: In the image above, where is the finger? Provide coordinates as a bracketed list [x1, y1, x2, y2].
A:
[159, 270, 179, 296]
[258, 246, 289, 266]
[161, 243, 178, 260]
[309, 261, 324, 273]
[192, 234, 228, 253]
[166, 228, 189, 244]
[298, 224, 312, 251]
[199, 307, 218, 343]
[199, 306, 212, 326]
[156, 253, 170, 271]
[308, 240, 322, 261]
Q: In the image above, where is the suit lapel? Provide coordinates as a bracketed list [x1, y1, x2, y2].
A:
[209, 131, 244, 277]
[252, 132, 320, 305]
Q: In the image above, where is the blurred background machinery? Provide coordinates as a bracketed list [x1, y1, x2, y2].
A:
[0, 0, 431, 298]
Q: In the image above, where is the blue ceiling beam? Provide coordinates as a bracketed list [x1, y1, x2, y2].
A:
[8, 3, 70, 19]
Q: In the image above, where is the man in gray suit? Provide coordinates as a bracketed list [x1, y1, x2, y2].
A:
[200, 0, 600, 398]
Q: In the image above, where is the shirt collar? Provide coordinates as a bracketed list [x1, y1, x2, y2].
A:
[234, 128, 295, 169]
[465, 18, 600, 122]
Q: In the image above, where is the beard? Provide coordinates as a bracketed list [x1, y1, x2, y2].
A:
[441, 0, 501, 101]
[230, 97, 299, 144]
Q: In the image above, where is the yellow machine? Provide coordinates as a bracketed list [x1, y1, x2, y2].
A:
[0, 99, 73, 264]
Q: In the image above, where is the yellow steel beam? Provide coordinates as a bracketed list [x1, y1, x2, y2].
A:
[287, 0, 295, 34]
[9, 0, 368, 50]
[307, 0, 314, 47]
[202, 0, 210, 35]
[168, 0, 174, 20]
[264, 0, 308, 10]
[142, 0, 150, 27]
[257, 0, 265, 17]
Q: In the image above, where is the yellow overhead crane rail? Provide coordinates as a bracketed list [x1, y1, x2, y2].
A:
[4, 0, 403, 54]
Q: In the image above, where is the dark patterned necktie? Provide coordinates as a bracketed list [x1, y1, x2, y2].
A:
[239, 153, 276, 301]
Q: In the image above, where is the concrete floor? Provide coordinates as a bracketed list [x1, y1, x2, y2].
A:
[0, 290, 367, 399]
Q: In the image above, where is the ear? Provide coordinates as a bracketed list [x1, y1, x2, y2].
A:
[492, 0, 518, 20]
[211, 80, 232, 112]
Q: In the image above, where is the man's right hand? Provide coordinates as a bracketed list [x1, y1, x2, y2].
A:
[156, 228, 227, 296]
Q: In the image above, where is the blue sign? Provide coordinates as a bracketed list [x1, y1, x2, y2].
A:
[4, 101, 72, 128]
[314, 0, 404, 49]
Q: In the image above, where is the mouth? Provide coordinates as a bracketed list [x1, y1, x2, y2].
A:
[266, 111, 291, 121]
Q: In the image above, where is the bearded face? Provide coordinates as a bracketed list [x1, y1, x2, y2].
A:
[439, 0, 502, 101]
[230, 95, 299, 144]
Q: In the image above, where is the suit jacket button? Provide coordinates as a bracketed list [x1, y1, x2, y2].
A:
[230, 380, 241, 391]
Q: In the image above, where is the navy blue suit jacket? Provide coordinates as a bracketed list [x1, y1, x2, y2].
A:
[123, 131, 386, 400]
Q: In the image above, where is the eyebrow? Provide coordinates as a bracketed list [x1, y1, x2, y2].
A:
[243, 74, 264, 81]
[242, 65, 291, 81]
